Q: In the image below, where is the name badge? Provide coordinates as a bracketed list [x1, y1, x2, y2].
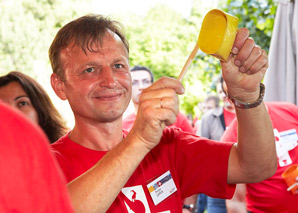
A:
[280, 129, 298, 150]
[147, 170, 177, 205]
[275, 129, 298, 167]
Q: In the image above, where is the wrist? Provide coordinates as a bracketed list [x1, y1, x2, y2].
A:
[227, 83, 265, 109]
[124, 132, 152, 155]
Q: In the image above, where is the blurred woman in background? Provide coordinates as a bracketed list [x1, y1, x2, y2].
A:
[0, 71, 67, 143]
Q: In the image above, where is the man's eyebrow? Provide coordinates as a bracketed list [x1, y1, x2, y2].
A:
[76, 61, 99, 70]
[84, 61, 98, 66]
[112, 56, 128, 63]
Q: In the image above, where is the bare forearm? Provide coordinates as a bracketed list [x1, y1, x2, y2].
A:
[183, 195, 197, 205]
[226, 198, 247, 213]
[228, 102, 276, 183]
[226, 184, 247, 213]
[67, 135, 150, 212]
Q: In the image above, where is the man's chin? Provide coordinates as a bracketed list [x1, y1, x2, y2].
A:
[100, 114, 122, 123]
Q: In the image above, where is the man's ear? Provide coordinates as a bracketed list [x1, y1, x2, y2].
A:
[51, 73, 67, 100]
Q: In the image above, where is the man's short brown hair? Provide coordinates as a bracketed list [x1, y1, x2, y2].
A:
[49, 14, 129, 79]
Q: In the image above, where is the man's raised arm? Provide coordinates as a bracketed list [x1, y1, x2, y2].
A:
[221, 28, 277, 184]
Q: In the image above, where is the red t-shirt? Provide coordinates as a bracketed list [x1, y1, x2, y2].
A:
[123, 112, 194, 133]
[221, 102, 298, 213]
[52, 127, 235, 212]
[0, 101, 73, 213]
[223, 108, 236, 128]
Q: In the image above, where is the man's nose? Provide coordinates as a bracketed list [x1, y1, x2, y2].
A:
[99, 67, 117, 88]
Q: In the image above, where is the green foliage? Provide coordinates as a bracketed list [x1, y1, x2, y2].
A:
[123, 2, 214, 116]
[126, 5, 198, 80]
[112, 0, 278, 117]
[186, 0, 278, 117]
[0, 0, 90, 77]
[222, 0, 277, 52]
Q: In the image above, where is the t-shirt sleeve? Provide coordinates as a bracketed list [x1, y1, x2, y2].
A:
[51, 147, 73, 182]
[172, 129, 236, 199]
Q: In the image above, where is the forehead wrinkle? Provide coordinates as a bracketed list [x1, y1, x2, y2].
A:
[66, 30, 128, 56]
[60, 45, 82, 72]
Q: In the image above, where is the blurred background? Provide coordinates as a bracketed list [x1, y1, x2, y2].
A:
[0, 0, 277, 128]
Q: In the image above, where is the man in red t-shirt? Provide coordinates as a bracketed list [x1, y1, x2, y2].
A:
[0, 101, 73, 212]
[49, 15, 276, 212]
[223, 102, 298, 213]
[123, 65, 194, 134]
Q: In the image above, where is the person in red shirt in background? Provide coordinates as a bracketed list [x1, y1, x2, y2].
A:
[222, 102, 298, 213]
[123, 65, 194, 134]
[0, 101, 73, 212]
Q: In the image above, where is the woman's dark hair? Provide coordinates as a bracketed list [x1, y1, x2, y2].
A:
[0, 71, 67, 143]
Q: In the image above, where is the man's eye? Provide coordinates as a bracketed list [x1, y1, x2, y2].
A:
[132, 80, 139, 86]
[114, 64, 123, 69]
[84, 67, 94, 73]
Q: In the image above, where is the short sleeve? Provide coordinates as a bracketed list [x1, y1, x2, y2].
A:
[171, 129, 236, 199]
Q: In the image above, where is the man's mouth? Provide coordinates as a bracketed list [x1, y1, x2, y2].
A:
[93, 92, 122, 101]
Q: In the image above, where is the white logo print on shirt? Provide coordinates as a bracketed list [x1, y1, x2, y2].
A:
[121, 186, 150, 213]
